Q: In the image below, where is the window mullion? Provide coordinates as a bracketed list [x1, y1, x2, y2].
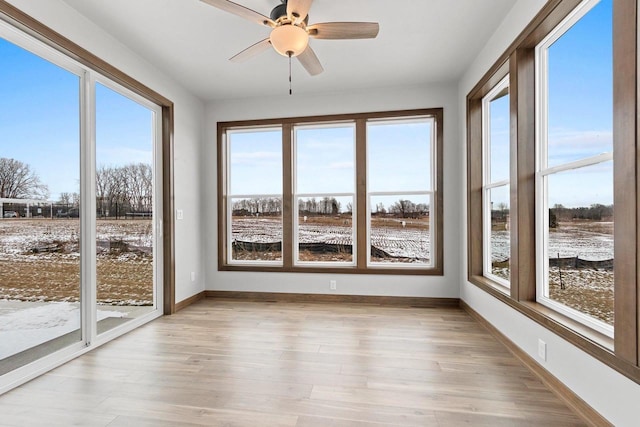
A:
[282, 124, 293, 269]
[356, 119, 367, 268]
[513, 47, 537, 302]
[612, 0, 639, 364]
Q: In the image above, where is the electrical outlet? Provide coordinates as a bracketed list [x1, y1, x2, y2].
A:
[176, 209, 184, 220]
[190, 272, 196, 282]
[330, 280, 337, 290]
[538, 339, 547, 361]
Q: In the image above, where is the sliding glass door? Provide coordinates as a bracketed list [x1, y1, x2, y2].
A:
[0, 36, 84, 375]
[95, 81, 162, 335]
[0, 21, 163, 386]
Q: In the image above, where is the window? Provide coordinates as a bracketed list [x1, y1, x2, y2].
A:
[225, 128, 283, 264]
[218, 109, 443, 275]
[294, 124, 355, 265]
[535, 0, 613, 335]
[367, 118, 435, 267]
[482, 76, 510, 287]
[468, 0, 640, 384]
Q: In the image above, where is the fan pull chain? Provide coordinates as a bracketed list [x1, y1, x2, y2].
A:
[288, 51, 293, 95]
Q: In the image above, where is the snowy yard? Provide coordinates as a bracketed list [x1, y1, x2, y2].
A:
[0, 218, 155, 360]
[491, 220, 614, 325]
[0, 302, 125, 359]
[232, 216, 430, 261]
[0, 219, 153, 304]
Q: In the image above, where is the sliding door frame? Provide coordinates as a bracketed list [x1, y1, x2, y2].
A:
[0, 0, 175, 394]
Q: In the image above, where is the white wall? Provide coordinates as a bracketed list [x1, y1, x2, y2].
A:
[204, 84, 461, 298]
[6, 0, 207, 304]
[458, 1, 640, 425]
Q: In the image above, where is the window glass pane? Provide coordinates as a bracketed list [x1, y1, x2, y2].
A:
[546, 161, 613, 325]
[370, 195, 430, 264]
[547, 0, 612, 166]
[229, 129, 282, 195]
[297, 196, 353, 262]
[368, 120, 431, 192]
[231, 197, 282, 262]
[489, 185, 510, 281]
[489, 89, 510, 183]
[95, 82, 156, 334]
[295, 126, 354, 194]
[0, 38, 82, 369]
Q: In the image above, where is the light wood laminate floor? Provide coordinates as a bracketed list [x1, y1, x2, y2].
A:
[0, 299, 586, 426]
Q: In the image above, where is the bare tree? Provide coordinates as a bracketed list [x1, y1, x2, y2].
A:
[390, 199, 417, 218]
[345, 202, 353, 213]
[58, 192, 72, 206]
[0, 157, 49, 199]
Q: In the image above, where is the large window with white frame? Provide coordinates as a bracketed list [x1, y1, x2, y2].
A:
[367, 117, 435, 267]
[218, 109, 443, 275]
[535, 0, 613, 336]
[482, 76, 510, 288]
[225, 127, 283, 264]
[294, 124, 356, 265]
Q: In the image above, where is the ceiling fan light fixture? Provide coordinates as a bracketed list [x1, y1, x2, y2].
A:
[269, 24, 309, 57]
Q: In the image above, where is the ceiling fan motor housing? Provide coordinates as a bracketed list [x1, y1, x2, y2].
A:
[270, 3, 287, 21]
[270, 1, 309, 24]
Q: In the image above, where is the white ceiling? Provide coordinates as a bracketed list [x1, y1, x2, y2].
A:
[60, 0, 517, 101]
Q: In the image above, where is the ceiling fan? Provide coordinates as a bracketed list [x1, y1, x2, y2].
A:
[200, 0, 380, 76]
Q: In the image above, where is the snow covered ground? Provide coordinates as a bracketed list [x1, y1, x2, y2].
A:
[491, 221, 614, 261]
[0, 301, 128, 359]
[232, 218, 430, 260]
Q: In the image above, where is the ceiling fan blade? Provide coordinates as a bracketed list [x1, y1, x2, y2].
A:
[229, 38, 272, 62]
[308, 22, 380, 39]
[297, 45, 323, 76]
[287, 0, 314, 24]
[200, 0, 275, 27]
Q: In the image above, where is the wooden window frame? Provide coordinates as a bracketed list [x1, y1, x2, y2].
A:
[467, 0, 640, 384]
[218, 109, 444, 276]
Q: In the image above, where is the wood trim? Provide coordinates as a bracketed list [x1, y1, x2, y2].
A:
[0, 1, 176, 314]
[218, 264, 441, 275]
[217, 122, 227, 268]
[355, 119, 368, 268]
[613, 0, 639, 365]
[637, 0, 640, 369]
[467, 97, 483, 280]
[217, 108, 443, 129]
[461, 301, 612, 427]
[467, 0, 578, 99]
[175, 291, 206, 312]
[163, 105, 176, 315]
[217, 108, 444, 276]
[511, 47, 536, 302]
[205, 291, 459, 308]
[519, 0, 583, 49]
[433, 109, 444, 275]
[282, 124, 293, 268]
[468, 61, 510, 102]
